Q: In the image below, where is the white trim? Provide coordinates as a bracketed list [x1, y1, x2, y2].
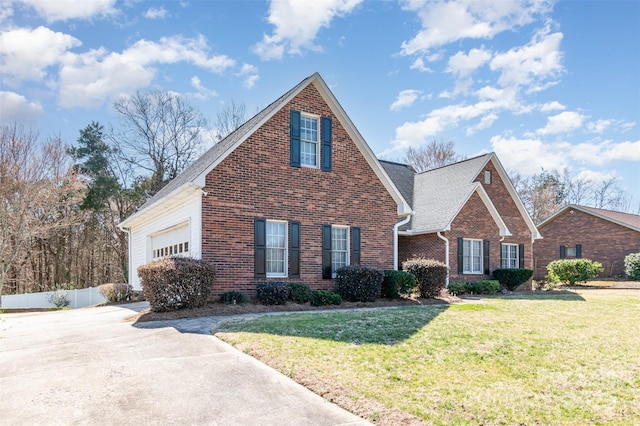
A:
[266, 219, 288, 278]
[463, 238, 483, 274]
[300, 113, 320, 169]
[538, 204, 640, 233]
[331, 225, 350, 278]
[501, 243, 518, 269]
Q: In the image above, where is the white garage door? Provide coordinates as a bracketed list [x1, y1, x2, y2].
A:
[151, 223, 190, 259]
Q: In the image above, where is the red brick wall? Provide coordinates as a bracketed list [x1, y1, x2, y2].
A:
[398, 158, 534, 284]
[534, 209, 640, 278]
[201, 84, 398, 297]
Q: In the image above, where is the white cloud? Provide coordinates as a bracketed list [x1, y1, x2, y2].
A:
[400, 0, 552, 55]
[409, 57, 433, 73]
[491, 134, 570, 174]
[16, 0, 117, 22]
[540, 101, 565, 112]
[190, 76, 218, 100]
[238, 63, 259, 88]
[536, 111, 584, 135]
[466, 112, 498, 135]
[0, 26, 81, 84]
[490, 27, 564, 89]
[587, 118, 613, 134]
[58, 35, 235, 107]
[253, 0, 363, 60]
[0, 91, 43, 124]
[144, 6, 169, 19]
[446, 47, 492, 77]
[390, 89, 421, 111]
[492, 134, 640, 176]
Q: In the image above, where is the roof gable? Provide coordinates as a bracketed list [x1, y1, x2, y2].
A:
[392, 152, 541, 238]
[120, 73, 410, 227]
[539, 204, 640, 232]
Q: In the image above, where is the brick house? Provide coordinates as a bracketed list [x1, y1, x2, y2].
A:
[382, 154, 542, 284]
[533, 205, 640, 278]
[119, 73, 411, 295]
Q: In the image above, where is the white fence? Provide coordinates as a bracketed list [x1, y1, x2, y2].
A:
[1, 287, 107, 309]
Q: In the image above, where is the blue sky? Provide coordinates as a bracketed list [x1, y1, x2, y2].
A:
[1, 0, 639, 207]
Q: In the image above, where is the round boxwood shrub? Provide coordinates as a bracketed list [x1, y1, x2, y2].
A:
[546, 259, 603, 286]
[138, 256, 214, 312]
[256, 282, 291, 305]
[447, 281, 467, 296]
[402, 257, 447, 298]
[310, 290, 342, 306]
[334, 265, 384, 302]
[289, 282, 312, 303]
[381, 270, 416, 299]
[492, 268, 533, 291]
[219, 291, 248, 304]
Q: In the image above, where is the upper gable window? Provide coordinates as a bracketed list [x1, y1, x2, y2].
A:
[484, 170, 491, 184]
[300, 114, 319, 168]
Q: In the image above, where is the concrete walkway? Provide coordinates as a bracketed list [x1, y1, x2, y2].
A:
[0, 303, 370, 426]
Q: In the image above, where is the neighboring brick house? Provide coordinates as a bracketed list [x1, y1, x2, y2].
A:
[119, 73, 411, 295]
[533, 205, 640, 278]
[382, 154, 542, 284]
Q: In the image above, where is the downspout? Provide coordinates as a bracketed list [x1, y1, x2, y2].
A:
[437, 231, 449, 287]
[121, 227, 132, 286]
[393, 214, 412, 270]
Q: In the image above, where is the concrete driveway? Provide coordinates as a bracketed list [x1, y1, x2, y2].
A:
[0, 303, 369, 426]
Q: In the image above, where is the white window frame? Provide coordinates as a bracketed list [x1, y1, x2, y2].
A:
[463, 238, 483, 274]
[484, 170, 491, 184]
[501, 243, 518, 269]
[331, 225, 350, 278]
[300, 113, 319, 168]
[266, 220, 288, 278]
[566, 246, 577, 257]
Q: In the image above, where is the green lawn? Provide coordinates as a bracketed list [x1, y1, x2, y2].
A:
[214, 289, 640, 425]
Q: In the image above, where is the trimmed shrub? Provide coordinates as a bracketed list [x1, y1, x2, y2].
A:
[624, 253, 640, 280]
[492, 268, 534, 291]
[466, 280, 500, 294]
[219, 291, 248, 304]
[403, 257, 447, 298]
[447, 281, 467, 296]
[310, 290, 342, 306]
[256, 282, 291, 305]
[546, 259, 604, 286]
[47, 290, 70, 308]
[289, 282, 312, 303]
[381, 270, 417, 299]
[98, 283, 133, 303]
[138, 256, 214, 312]
[334, 265, 384, 302]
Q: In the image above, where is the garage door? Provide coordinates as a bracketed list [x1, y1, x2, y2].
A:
[151, 223, 190, 259]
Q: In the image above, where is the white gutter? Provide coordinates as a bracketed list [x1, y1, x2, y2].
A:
[393, 214, 413, 270]
[437, 231, 449, 287]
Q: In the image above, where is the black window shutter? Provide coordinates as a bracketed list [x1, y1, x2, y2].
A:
[290, 109, 301, 167]
[254, 218, 266, 278]
[518, 244, 525, 269]
[321, 116, 332, 172]
[322, 224, 332, 279]
[351, 227, 361, 265]
[560, 245, 566, 259]
[483, 239, 490, 275]
[576, 244, 582, 259]
[500, 243, 504, 267]
[289, 221, 300, 278]
[457, 237, 464, 274]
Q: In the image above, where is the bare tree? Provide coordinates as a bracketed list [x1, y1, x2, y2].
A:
[111, 90, 209, 195]
[0, 124, 84, 298]
[214, 100, 247, 141]
[404, 140, 462, 173]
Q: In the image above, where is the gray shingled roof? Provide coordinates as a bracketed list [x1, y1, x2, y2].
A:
[408, 153, 492, 232]
[379, 160, 415, 207]
[125, 73, 317, 221]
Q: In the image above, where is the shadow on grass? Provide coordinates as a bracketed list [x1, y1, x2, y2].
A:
[212, 304, 454, 346]
[462, 290, 586, 302]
